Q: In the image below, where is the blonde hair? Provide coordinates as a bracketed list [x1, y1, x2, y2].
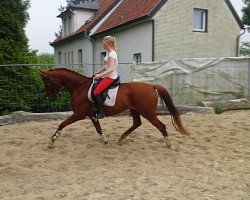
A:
[103, 35, 118, 52]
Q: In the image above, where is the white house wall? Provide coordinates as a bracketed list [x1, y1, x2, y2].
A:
[94, 21, 153, 63]
[92, 21, 153, 82]
[153, 0, 241, 60]
[54, 36, 93, 75]
[74, 10, 95, 32]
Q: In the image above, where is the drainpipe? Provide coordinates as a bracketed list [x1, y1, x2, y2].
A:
[152, 20, 155, 62]
[84, 30, 95, 75]
[236, 29, 246, 57]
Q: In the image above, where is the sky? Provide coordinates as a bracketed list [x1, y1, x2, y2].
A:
[25, 0, 249, 54]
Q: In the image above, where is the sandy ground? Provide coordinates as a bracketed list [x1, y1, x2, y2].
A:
[0, 110, 249, 200]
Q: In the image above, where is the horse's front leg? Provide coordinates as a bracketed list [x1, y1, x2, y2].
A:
[48, 114, 83, 148]
[90, 118, 108, 144]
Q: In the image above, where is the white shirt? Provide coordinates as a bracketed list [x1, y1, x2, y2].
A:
[104, 50, 118, 79]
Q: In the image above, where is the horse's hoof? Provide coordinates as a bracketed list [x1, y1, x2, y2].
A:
[47, 140, 55, 148]
[164, 137, 171, 148]
[117, 138, 123, 146]
[52, 135, 58, 141]
[101, 134, 108, 144]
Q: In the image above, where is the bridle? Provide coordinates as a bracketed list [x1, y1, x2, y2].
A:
[44, 76, 91, 99]
[44, 76, 61, 99]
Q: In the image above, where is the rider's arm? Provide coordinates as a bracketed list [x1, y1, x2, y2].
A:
[98, 58, 116, 77]
[94, 65, 106, 74]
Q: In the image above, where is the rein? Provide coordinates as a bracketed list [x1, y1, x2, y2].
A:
[45, 75, 91, 98]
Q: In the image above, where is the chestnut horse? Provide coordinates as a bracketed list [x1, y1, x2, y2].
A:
[39, 68, 188, 148]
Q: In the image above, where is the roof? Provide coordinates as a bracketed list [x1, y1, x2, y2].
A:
[94, 0, 167, 35]
[94, 0, 244, 35]
[51, 0, 244, 46]
[51, 0, 118, 46]
[71, 2, 100, 10]
[57, 1, 100, 18]
[224, 0, 244, 29]
[75, 0, 119, 34]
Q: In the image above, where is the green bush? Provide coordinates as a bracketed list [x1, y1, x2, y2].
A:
[0, 66, 71, 115]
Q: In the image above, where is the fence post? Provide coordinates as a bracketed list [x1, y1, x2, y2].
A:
[248, 59, 250, 100]
[171, 72, 175, 104]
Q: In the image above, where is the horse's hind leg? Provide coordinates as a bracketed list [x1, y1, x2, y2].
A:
[90, 118, 108, 144]
[142, 114, 171, 148]
[118, 109, 142, 145]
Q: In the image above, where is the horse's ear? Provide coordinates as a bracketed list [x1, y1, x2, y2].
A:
[39, 70, 46, 78]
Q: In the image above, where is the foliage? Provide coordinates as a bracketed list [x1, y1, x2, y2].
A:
[240, 41, 250, 57]
[242, 0, 250, 26]
[0, 0, 34, 115]
[27, 66, 71, 114]
[0, 0, 30, 64]
[0, 1, 71, 116]
[0, 64, 72, 116]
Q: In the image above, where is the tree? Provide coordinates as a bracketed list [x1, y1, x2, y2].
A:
[242, 0, 250, 26]
[0, 1, 71, 115]
[240, 41, 250, 56]
[0, 0, 30, 64]
[36, 52, 55, 64]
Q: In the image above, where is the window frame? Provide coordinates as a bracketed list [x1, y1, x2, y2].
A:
[133, 53, 142, 63]
[58, 52, 62, 65]
[63, 18, 67, 36]
[193, 8, 208, 32]
[101, 52, 106, 64]
[68, 16, 72, 34]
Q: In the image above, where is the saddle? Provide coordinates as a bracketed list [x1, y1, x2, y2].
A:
[91, 76, 120, 103]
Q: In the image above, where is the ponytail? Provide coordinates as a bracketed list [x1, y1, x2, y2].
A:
[103, 36, 118, 52]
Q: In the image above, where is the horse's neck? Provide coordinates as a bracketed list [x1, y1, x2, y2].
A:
[53, 71, 89, 90]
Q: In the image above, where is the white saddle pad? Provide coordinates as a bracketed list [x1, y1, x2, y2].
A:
[87, 81, 119, 107]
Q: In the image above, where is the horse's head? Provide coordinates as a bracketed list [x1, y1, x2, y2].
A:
[39, 70, 62, 100]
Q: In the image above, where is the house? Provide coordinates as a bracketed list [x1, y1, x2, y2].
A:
[50, 0, 244, 74]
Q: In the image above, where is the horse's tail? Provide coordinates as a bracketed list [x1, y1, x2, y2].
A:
[154, 85, 189, 135]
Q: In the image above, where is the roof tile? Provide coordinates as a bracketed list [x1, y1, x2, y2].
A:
[94, 0, 163, 35]
[76, 0, 118, 33]
[51, 0, 117, 44]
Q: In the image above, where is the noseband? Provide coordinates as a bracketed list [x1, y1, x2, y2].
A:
[45, 76, 90, 99]
[45, 76, 61, 99]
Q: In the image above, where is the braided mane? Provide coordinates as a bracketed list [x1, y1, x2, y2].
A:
[48, 68, 93, 84]
[48, 67, 86, 78]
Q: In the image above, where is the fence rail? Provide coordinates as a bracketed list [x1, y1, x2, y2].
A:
[0, 63, 132, 116]
[1, 58, 249, 116]
[132, 57, 250, 104]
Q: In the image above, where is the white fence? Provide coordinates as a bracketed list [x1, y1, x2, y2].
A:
[131, 57, 250, 105]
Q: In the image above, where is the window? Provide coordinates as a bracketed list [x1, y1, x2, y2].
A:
[64, 53, 67, 64]
[58, 52, 62, 65]
[133, 53, 141, 63]
[193, 8, 207, 32]
[78, 49, 83, 66]
[71, 51, 74, 66]
[63, 18, 67, 35]
[101, 52, 106, 64]
[68, 16, 72, 34]
[68, 52, 70, 65]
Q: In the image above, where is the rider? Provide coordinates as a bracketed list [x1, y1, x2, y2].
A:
[93, 35, 119, 119]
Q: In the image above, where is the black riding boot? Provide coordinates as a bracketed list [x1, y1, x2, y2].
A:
[93, 94, 105, 120]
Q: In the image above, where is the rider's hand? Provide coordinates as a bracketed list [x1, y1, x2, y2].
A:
[94, 73, 102, 80]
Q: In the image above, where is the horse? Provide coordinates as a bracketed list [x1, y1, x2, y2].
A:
[39, 68, 189, 148]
